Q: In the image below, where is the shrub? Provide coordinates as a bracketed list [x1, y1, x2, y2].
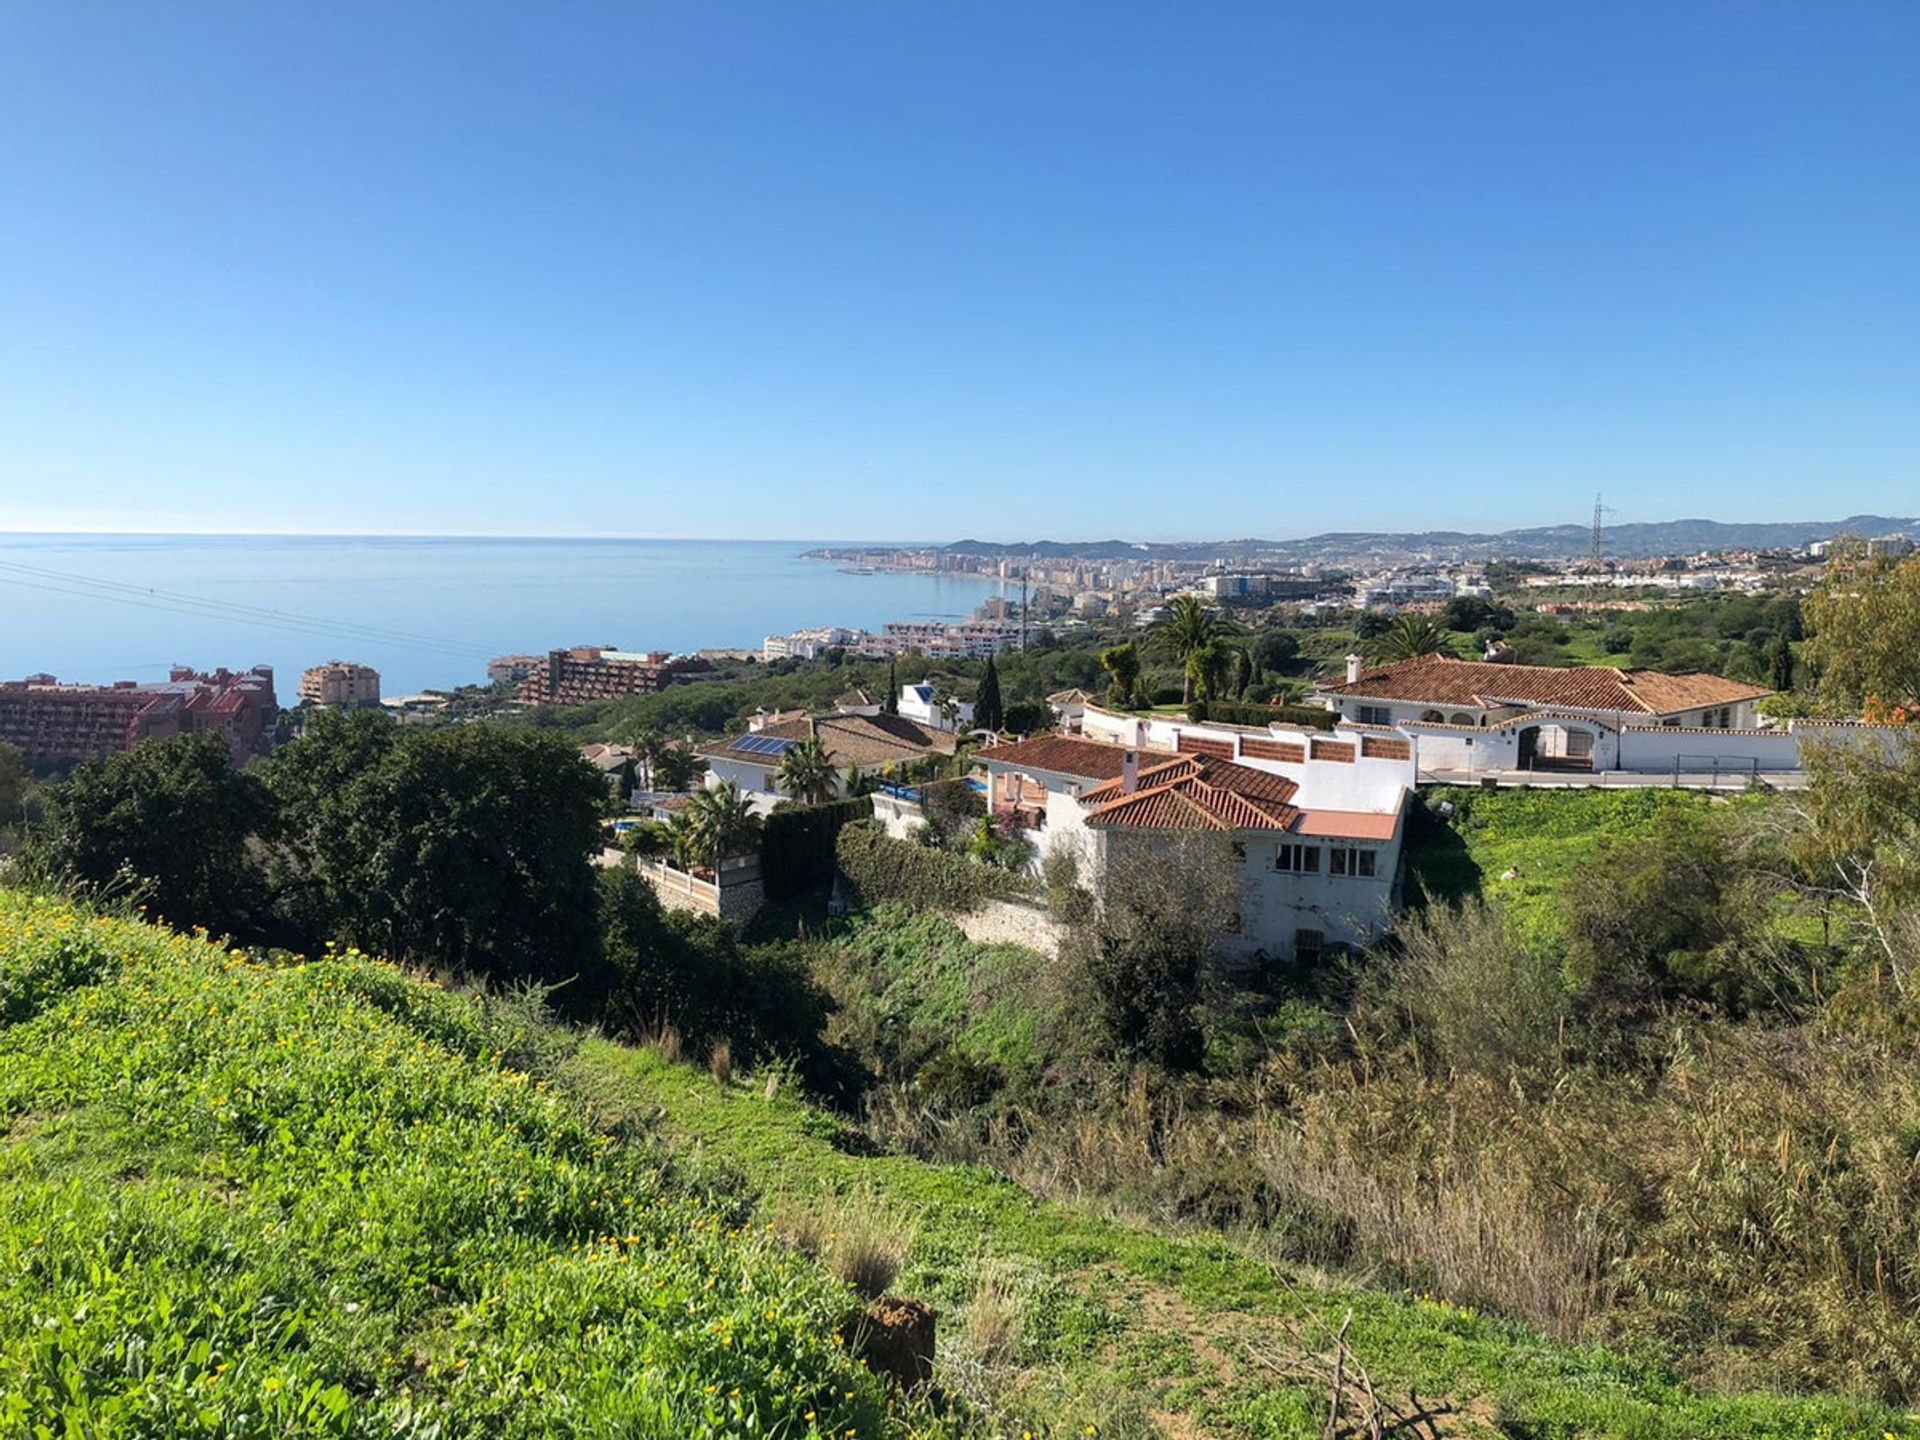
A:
[1189, 700, 1338, 730]
[834, 824, 1031, 913]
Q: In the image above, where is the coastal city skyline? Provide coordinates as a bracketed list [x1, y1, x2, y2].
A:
[5, 4, 1918, 540]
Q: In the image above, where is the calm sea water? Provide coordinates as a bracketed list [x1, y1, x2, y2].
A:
[0, 535, 1004, 696]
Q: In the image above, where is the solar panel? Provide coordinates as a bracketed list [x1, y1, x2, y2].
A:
[733, 734, 795, 756]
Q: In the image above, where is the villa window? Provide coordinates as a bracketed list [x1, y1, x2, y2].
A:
[1329, 846, 1377, 879]
[1294, 929, 1325, 965]
[1355, 704, 1392, 726]
[1274, 842, 1320, 873]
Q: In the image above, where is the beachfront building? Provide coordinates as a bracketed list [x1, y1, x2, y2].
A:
[699, 705, 956, 812]
[763, 627, 858, 662]
[1312, 655, 1783, 775]
[0, 665, 279, 768]
[298, 660, 381, 709]
[486, 654, 544, 686]
[517, 647, 715, 706]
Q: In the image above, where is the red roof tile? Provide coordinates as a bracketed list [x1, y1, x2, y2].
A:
[974, 734, 1173, 781]
[1320, 657, 1770, 715]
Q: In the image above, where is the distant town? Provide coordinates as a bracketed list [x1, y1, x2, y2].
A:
[2, 516, 1911, 781]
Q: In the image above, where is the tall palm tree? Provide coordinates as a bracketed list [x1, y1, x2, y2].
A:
[680, 781, 763, 873]
[1151, 596, 1245, 704]
[776, 736, 838, 806]
[1370, 613, 1455, 664]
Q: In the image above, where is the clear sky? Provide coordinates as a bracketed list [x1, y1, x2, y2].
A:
[2, 3, 1916, 543]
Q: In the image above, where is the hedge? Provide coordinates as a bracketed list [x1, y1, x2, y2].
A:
[761, 795, 874, 901]
[1187, 700, 1339, 730]
[834, 823, 1032, 914]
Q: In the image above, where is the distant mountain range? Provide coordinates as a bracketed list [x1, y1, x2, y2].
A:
[944, 515, 1918, 565]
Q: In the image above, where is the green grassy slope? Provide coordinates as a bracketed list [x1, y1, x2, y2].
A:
[564, 1041, 1915, 1440]
[5, 887, 1909, 1439]
[1404, 787, 1752, 945]
[0, 891, 925, 1439]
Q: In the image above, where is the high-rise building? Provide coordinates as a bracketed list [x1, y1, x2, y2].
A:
[298, 660, 382, 709]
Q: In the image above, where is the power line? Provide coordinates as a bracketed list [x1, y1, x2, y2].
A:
[0, 569, 497, 659]
[0, 559, 498, 654]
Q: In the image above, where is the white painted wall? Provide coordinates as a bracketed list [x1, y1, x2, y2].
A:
[1086, 824, 1402, 961]
[1619, 726, 1802, 772]
[1090, 707, 1414, 812]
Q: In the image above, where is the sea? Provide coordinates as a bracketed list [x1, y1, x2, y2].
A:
[0, 534, 1008, 697]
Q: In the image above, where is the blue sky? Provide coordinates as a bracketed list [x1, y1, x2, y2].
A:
[1, 3, 1915, 543]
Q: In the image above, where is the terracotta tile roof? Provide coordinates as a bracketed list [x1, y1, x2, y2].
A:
[1293, 806, 1403, 841]
[701, 713, 955, 771]
[1081, 754, 1300, 807]
[1320, 657, 1770, 716]
[974, 733, 1174, 781]
[1084, 755, 1302, 832]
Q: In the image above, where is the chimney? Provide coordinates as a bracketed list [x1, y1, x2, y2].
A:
[1121, 748, 1139, 795]
[748, 708, 768, 733]
[1345, 653, 1363, 684]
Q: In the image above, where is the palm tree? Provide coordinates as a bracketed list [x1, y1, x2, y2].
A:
[680, 781, 762, 873]
[1151, 596, 1245, 704]
[1370, 613, 1454, 664]
[631, 728, 666, 790]
[776, 736, 837, 806]
[652, 743, 704, 793]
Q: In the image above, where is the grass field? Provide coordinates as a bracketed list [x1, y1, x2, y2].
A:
[1403, 786, 1757, 947]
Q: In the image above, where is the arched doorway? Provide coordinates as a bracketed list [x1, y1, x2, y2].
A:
[1518, 722, 1597, 772]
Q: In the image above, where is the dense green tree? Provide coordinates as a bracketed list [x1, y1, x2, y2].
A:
[975, 654, 1005, 733]
[1098, 641, 1143, 709]
[1250, 629, 1300, 673]
[270, 715, 605, 994]
[1353, 611, 1392, 641]
[1150, 596, 1245, 704]
[776, 736, 838, 806]
[1442, 596, 1517, 634]
[883, 658, 900, 715]
[23, 734, 276, 939]
[1002, 699, 1048, 735]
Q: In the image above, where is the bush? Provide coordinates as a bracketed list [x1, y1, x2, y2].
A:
[834, 824, 1030, 913]
[1187, 701, 1338, 730]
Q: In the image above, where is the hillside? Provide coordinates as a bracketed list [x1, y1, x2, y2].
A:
[941, 514, 1916, 564]
[0, 891, 923, 1438]
[3, 889, 1912, 1439]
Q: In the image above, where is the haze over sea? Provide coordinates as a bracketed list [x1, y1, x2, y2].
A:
[0, 534, 1003, 697]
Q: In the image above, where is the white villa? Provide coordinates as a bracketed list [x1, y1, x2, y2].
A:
[966, 704, 1414, 963]
[896, 680, 975, 732]
[698, 705, 955, 812]
[1311, 655, 1792, 776]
